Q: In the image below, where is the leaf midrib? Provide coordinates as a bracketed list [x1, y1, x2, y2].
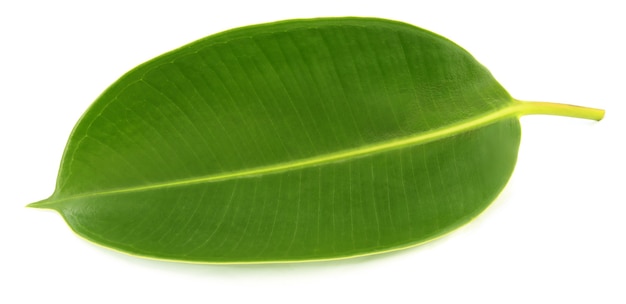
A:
[33, 102, 525, 208]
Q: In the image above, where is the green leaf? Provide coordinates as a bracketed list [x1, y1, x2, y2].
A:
[28, 17, 604, 263]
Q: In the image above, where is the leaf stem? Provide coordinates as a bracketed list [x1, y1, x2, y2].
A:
[516, 100, 605, 121]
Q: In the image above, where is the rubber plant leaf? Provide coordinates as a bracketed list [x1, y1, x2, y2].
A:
[29, 17, 604, 264]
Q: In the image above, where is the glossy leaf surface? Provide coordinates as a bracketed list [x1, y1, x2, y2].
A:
[30, 18, 604, 263]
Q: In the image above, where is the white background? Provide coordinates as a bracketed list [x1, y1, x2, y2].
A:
[1, 1, 624, 303]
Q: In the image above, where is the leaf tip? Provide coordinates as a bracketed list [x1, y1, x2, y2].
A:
[26, 198, 56, 210]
